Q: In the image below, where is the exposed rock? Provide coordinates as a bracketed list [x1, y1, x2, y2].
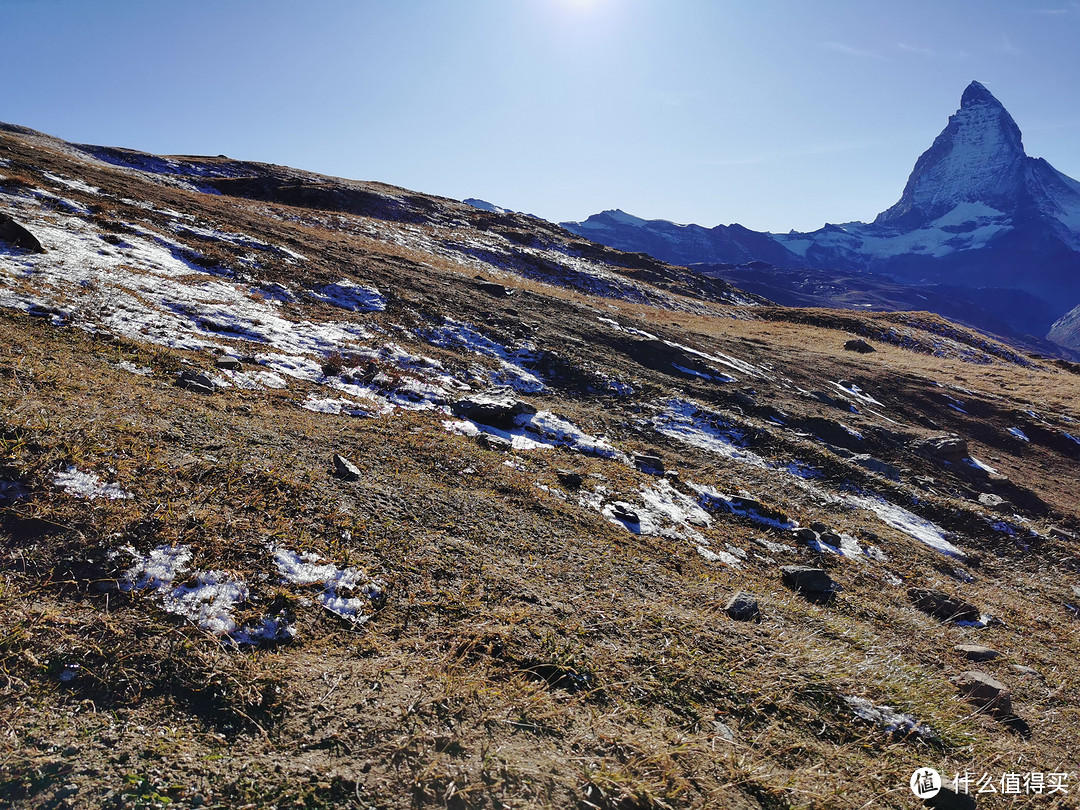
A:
[955, 644, 999, 662]
[781, 566, 837, 600]
[1011, 664, 1040, 677]
[556, 469, 584, 489]
[852, 454, 901, 480]
[609, 503, 638, 524]
[633, 453, 664, 474]
[915, 435, 969, 465]
[0, 213, 45, 253]
[797, 417, 864, 451]
[724, 591, 761, 622]
[174, 370, 216, 394]
[954, 670, 1012, 715]
[475, 281, 515, 298]
[844, 339, 875, 353]
[215, 355, 243, 370]
[332, 454, 361, 481]
[450, 389, 537, 430]
[792, 527, 819, 544]
[977, 493, 1005, 508]
[908, 588, 980, 623]
[477, 433, 513, 452]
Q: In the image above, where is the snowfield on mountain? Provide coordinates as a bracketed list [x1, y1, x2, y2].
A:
[1, 120, 1079, 809]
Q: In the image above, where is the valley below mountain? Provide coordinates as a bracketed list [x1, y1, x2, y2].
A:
[1, 121, 1079, 809]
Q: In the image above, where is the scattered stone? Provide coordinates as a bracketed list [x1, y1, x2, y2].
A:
[0, 213, 45, 253]
[1010, 664, 1040, 677]
[852, 454, 901, 480]
[556, 469, 584, 489]
[819, 531, 843, 546]
[609, 503, 638, 524]
[1050, 526, 1078, 541]
[633, 453, 665, 474]
[793, 527, 819, 544]
[450, 389, 536, 430]
[978, 493, 1005, 507]
[476, 281, 515, 297]
[908, 588, 980, 623]
[798, 417, 864, 451]
[477, 433, 513, 452]
[710, 719, 736, 744]
[781, 566, 837, 599]
[174, 370, 216, 394]
[955, 644, 999, 662]
[215, 355, 243, 370]
[724, 591, 761, 622]
[332, 454, 361, 481]
[844, 338, 875, 353]
[915, 435, 969, 465]
[954, 670, 1012, 715]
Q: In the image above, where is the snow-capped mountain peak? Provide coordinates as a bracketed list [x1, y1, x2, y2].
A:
[875, 81, 1027, 227]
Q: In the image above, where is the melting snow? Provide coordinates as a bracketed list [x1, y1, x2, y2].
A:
[446, 410, 623, 459]
[274, 548, 384, 624]
[966, 456, 998, 475]
[424, 318, 544, 393]
[53, 466, 131, 500]
[310, 280, 386, 312]
[843, 695, 937, 740]
[1007, 426, 1030, 442]
[846, 494, 966, 559]
[649, 399, 764, 466]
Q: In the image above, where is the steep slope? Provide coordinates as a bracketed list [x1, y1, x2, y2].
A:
[2, 123, 1080, 809]
[562, 82, 1080, 353]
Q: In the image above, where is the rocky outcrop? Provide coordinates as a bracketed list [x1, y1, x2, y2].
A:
[0, 213, 44, 253]
[451, 389, 536, 430]
[908, 588, 980, 623]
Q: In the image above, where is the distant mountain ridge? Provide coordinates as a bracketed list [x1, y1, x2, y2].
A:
[561, 82, 1080, 354]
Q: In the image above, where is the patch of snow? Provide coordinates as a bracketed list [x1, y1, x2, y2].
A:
[115, 360, 153, 376]
[831, 381, 881, 406]
[649, 399, 764, 466]
[691, 484, 795, 530]
[301, 395, 383, 417]
[424, 318, 545, 393]
[966, 456, 998, 475]
[446, 410, 623, 459]
[274, 548, 384, 625]
[843, 695, 937, 740]
[1007, 426, 1030, 442]
[310, 279, 386, 312]
[846, 494, 966, 559]
[53, 466, 131, 500]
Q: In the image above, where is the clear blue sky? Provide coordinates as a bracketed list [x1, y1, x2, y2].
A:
[4, 0, 1080, 232]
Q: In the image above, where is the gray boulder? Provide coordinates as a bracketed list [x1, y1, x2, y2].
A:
[908, 588, 980, 623]
[450, 389, 536, 430]
[916, 435, 969, 464]
[332, 454, 362, 481]
[175, 370, 216, 394]
[955, 644, 999, 662]
[781, 566, 837, 600]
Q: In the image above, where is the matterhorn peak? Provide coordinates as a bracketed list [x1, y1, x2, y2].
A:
[876, 81, 1027, 226]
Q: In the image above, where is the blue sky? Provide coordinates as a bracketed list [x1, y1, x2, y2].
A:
[4, 0, 1080, 232]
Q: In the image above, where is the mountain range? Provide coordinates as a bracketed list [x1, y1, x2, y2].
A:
[561, 82, 1080, 357]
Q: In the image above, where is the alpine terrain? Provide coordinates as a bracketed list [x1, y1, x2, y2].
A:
[562, 82, 1080, 358]
[1, 120, 1079, 809]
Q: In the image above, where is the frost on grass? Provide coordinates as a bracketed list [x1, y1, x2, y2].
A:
[446, 409, 623, 459]
[649, 399, 764, 466]
[842, 696, 938, 741]
[846, 494, 967, 559]
[274, 548, 384, 625]
[424, 317, 545, 393]
[310, 279, 386, 312]
[53, 466, 131, 500]
[301, 394, 384, 417]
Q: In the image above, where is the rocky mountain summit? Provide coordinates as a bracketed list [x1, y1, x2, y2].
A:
[563, 82, 1080, 356]
[1, 122, 1079, 808]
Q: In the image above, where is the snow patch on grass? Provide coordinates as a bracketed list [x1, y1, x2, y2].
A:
[846, 494, 966, 559]
[274, 548, 384, 625]
[53, 466, 131, 500]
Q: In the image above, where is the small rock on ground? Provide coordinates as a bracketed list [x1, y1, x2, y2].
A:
[954, 670, 1012, 715]
[908, 588, 980, 623]
[843, 338, 875, 353]
[332, 453, 362, 481]
[724, 591, 761, 622]
[955, 644, 999, 662]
